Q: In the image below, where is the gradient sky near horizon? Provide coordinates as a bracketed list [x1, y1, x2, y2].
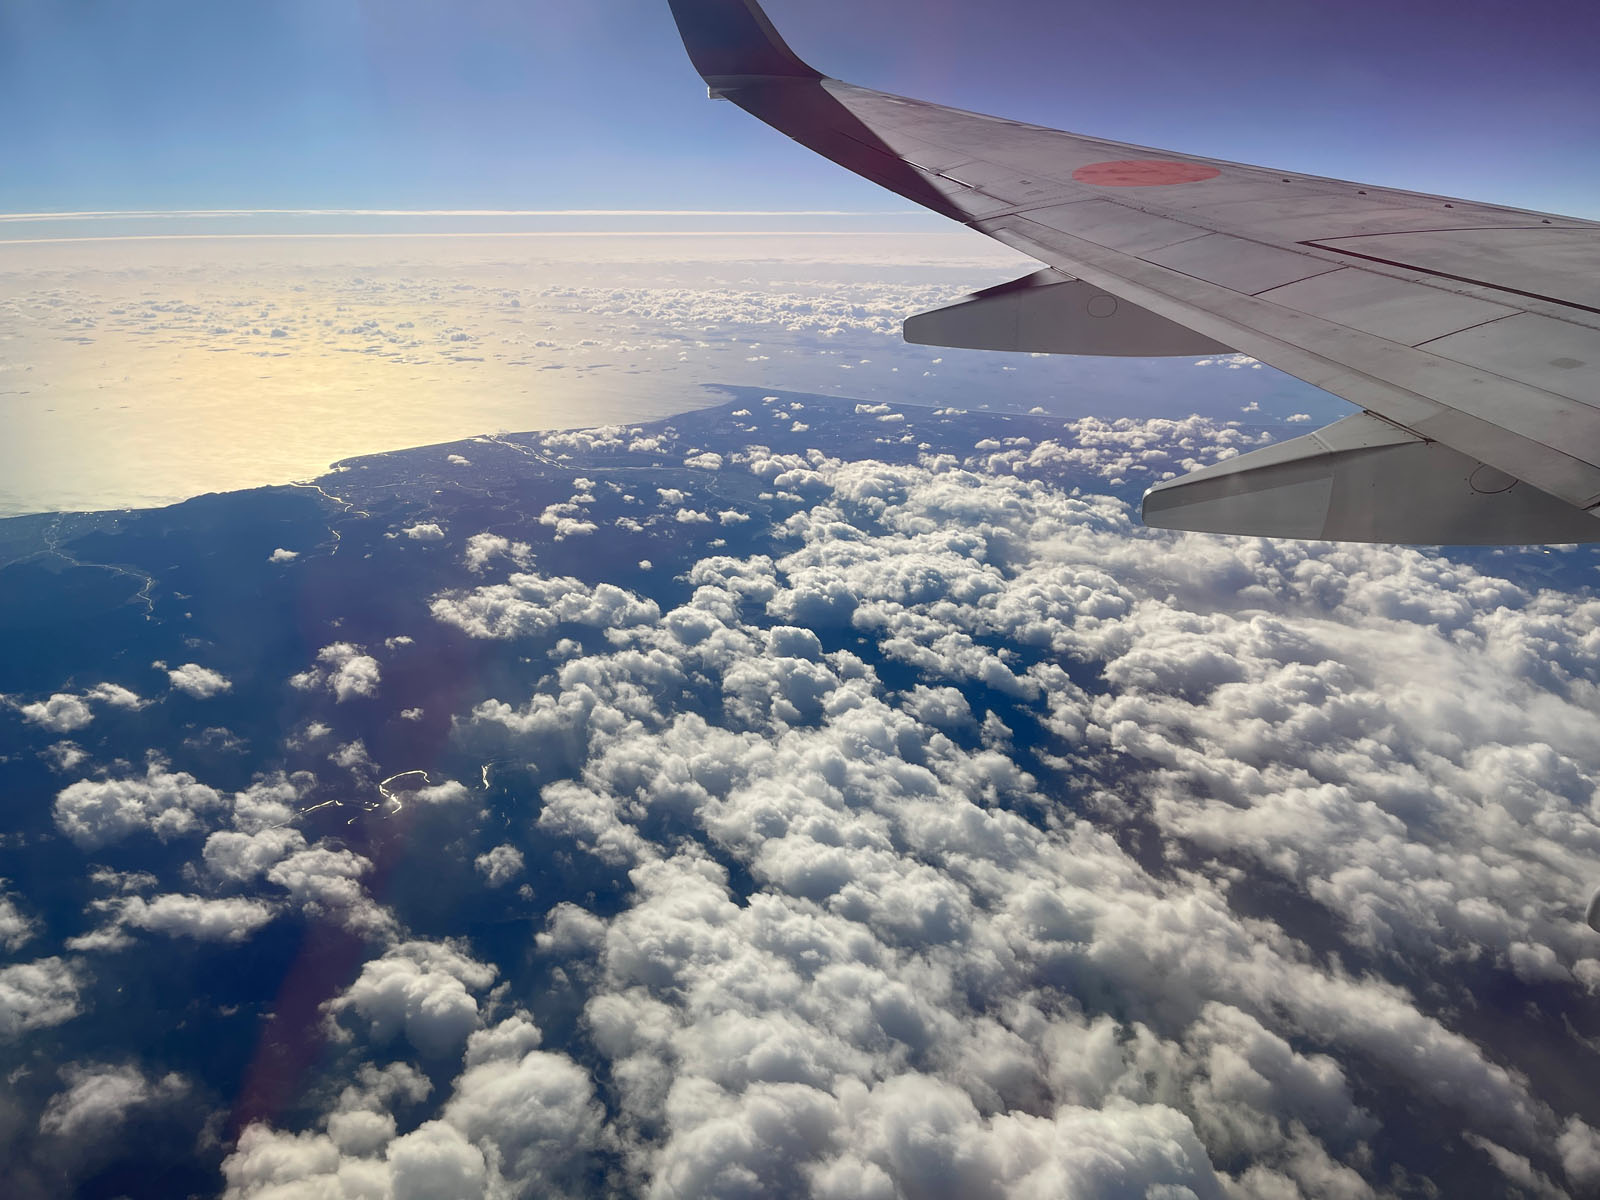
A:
[5, 0, 1600, 220]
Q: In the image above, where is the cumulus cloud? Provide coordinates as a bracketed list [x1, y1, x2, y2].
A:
[474, 845, 524, 886]
[204, 825, 307, 883]
[430, 571, 658, 641]
[326, 941, 497, 1058]
[428, 443, 1600, 1196]
[18, 694, 94, 732]
[403, 522, 445, 541]
[0, 885, 36, 952]
[269, 547, 299, 563]
[18, 684, 148, 732]
[111, 894, 279, 943]
[68, 407, 1600, 1197]
[267, 845, 388, 935]
[0, 958, 84, 1039]
[53, 762, 225, 849]
[88, 682, 145, 709]
[167, 663, 231, 698]
[223, 1031, 605, 1199]
[39, 1064, 188, 1139]
[291, 642, 382, 702]
[464, 532, 531, 574]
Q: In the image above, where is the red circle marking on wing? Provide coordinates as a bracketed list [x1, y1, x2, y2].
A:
[1071, 160, 1221, 187]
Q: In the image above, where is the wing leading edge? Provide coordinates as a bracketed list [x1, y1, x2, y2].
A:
[664, 0, 1600, 544]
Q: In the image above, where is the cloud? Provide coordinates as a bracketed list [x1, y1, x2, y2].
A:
[32, 407, 1600, 1196]
[39, 1064, 188, 1139]
[403, 523, 445, 541]
[269, 547, 299, 563]
[430, 572, 658, 641]
[18, 694, 94, 732]
[326, 941, 497, 1059]
[0, 958, 84, 1039]
[222, 1030, 604, 1199]
[407, 780, 475, 807]
[436, 1045, 609, 1195]
[87, 682, 145, 709]
[0, 886, 36, 952]
[474, 845, 524, 886]
[291, 643, 382, 702]
[112, 893, 279, 943]
[167, 663, 232, 698]
[464, 532, 531, 574]
[204, 826, 308, 883]
[247, 836, 392, 937]
[53, 762, 225, 849]
[428, 444, 1600, 1195]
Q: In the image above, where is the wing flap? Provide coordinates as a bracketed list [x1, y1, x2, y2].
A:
[903, 269, 1231, 357]
[1142, 414, 1600, 544]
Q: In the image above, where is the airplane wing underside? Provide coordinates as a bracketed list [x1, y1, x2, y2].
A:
[665, 0, 1600, 544]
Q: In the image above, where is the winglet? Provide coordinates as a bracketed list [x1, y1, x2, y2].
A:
[666, 0, 822, 92]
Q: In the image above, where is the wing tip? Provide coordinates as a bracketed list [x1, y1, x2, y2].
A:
[666, 0, 822, 87]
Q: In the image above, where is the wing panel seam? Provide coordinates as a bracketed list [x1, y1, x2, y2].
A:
[1301, 240, 1600, 317]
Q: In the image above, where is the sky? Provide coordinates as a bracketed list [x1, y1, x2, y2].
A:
[4, 0, 1599, 220]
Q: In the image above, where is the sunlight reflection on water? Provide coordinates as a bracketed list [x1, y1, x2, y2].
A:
[1, 227, 1021, 516]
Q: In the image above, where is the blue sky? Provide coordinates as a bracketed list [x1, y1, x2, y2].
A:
[4, 0, 1599, 218]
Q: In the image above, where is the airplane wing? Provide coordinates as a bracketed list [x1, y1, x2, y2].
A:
[665, 0, 1600, 544]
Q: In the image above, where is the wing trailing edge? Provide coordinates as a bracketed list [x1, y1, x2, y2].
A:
[1142, 413, 1600, 544]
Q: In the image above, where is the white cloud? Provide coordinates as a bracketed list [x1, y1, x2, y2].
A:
[167, 663, 231, 698]
[39, 1064, 188, 1139]
[267, 846, 390, 936]
[232, 773, 305, 832]
[430, 571, 658, 641]
[18, 694, 94, 732]
[326, 941, 497, 1058]
[464, 532, 531, 574]
[54, 762, 225, 849]
[403, 522, 445, 541]
[93, 414, 1600, 1197]
[474, 845, 525, 887]
[114, 894, 279, 943]
[408, 780, 475, 807]
[269, 547, 299, 563]
[291, 643, 383, 702]
[323, 644, 382, 702]
[87, 682, 145, 709]
[1559, 1118, 1600, 1189]
[430, 446, 1600, 1195]
[0, 885, 36, 952]
[204, 826, 307, 883]
[43, 741, 88, 770]
[0, 958, 84, 1039]
[386, 1121, 488, 1200]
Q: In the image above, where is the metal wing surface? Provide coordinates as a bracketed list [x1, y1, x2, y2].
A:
[665, 0, 1600, 544]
